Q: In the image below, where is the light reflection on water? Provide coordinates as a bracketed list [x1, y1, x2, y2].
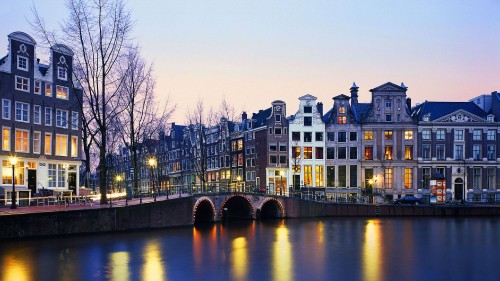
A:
[1, 217, 499, 281]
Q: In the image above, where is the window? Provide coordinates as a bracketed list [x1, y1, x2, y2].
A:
[15, 129, 29, 152]
[44, 133, 52, 155]
[48, 164, 66, 188]
[304, 132, 312, 142]
[304, 147, 312, 159]
[292, 132, 300, 141]
[338, 166, 346, 187]
[269, 155, 277, 164]
[2, 99, 11, 120]
[34, 80, 41, 95]
[349, 147, 357, 159]
[56, 85, 69, 100]
[45, 83, 52, 96]
[315, 165, 324, 187]
[327, 147, 335, 159]
[384, 130, 393, 140]
[404, 130, 413, 140]
[279, 155, 287, 164]
[404, 168, 413, 189]
[292, 147, 301, 159]
[487, 130, 496, 141]
[304, 116, 312, 126]
[327, 132, 335, 141]
[45, 107, 52, 126]
[338, 106, 346, 114]
[349, 132, 357, 141]
[269, 128, 273, 135]
[487, 145, 495, 160]
[274, 127, 282, 135]
[2, 127, 11, 151]
[385, 114, 392, 122]
[269, 143, 277, 152]
[315, 147, 324, 159]
[58, 67, 67, 80]
[436, 145, 445, 160]
[364, 131, 373, 140]
[422, 144, 431, 159]
[473, 168, 481, 189]
[56, 109, 68, 128]
[385, 99, 392, 108]
[338, 132, 347, 142]
[2, 160, 25, 185]
[384, 168, 393, 189]
[436, 129, 445, 140]
[473, 130, 482, 141]
[17, 55, 28, 71]
[337, 116, 347, 124]
[422, 167, 431, 189]
[405, 146, 413, 160]
[304, 106, 312, 113]
[422, 130, 431, 140]
[454, 145, 463, 160]
[384, 146, 393, 160]
[454, 130, 464, 141]
[473, 145, 481, 160]
[350, 165, 357, 187]
[15, 102, 29, 122]
[487, 168, 496, 189]
[55, 135, 68, 156]
[326, 166, 335, 187]
[15, 76, 29, 92]
[338, 147, 347, 159]
[70, 112, 79, 130]
[279, 143, 287, 152]
[315, 132, 323, 142]
[34, 105, 41, 124]
[33, 132, 41, 154]
[304, 165, 312, 186]
[365, 146, 373, 160]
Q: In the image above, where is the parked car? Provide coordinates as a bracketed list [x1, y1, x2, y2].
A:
[393, 195, 425, 205]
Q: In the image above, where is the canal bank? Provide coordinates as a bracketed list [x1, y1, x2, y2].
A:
[1, 196, 499, 240]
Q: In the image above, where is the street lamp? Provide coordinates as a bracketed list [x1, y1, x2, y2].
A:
[9, 156, 18, 209]
[279, 170, 285, 196]
[116, 174, 124, 205]
[148, 157, 157, 202]
[236, 175, 241, 192]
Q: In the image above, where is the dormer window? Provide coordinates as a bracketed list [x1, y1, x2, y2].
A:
[487, 115, 494, 122]
[17, 56, 28, 71]
[58, 67, 67, 81]
[304, 106, 312, 113]
[339, 106, 346, 114]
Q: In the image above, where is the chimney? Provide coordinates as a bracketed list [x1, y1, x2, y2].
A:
[242, 111, 247, 121]
[317, 102, 323, 117]
[406, 98, 412, 109]
[37, 58, 40, 64]
[350, 82, 359, 105]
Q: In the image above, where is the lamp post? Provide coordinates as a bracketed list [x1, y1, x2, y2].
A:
[10, 156, 18, 209]
[279, 170, 285, 196]
[148, 157, 157, 202]
[236, 175, 241, 192]
[116, 175, 124, 205]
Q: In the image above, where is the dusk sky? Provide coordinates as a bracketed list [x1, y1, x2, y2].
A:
[1, 0, 499, 122]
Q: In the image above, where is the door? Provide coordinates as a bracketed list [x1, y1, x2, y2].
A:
[454, 178, 464, 201]
[293, 175, 300, 191]
[68, 172, 77, 193]
[28, 169, 37, 194]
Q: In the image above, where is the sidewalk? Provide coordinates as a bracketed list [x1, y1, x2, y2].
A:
[0, 194, 186, 216]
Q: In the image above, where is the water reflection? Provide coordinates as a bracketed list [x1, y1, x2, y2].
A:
[142, 240, 166, 281]
[362, 219, 383, 281]
[231, 237, 248, 280]
[1, 255, 32, 281]
[108, 251, 130, 281]
[273, 221, 293, 281]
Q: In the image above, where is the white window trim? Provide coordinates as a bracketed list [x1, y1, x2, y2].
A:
[44, 132, 52, 155]
[2, 126, 11, 151]
[71, 136, 78, 157]
[56, 85, 69, 100]
[34, 105, 41, 125]
[15, 101, 30, 123]
[55, 134, 68, 156]
[45, 107, 53, 126]
[14, 128, 30, 153]
[56, 109, 69, 128]
[34, 80, 42, 95]
[17, 55, 28, 71]
[71, 112, 79, 130]
[45, 83, 52, 97]
[57, 66, 68, 81]
[15, 75, 30, 92]
[33, 131, 41, 154]
[2, 99, 11, 120]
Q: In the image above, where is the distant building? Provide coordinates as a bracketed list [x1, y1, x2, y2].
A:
[0, 31, 82, 205]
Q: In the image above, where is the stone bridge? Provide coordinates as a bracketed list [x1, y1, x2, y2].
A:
[192, 193, 286, 223]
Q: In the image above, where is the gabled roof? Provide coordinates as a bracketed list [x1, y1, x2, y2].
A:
[412, 101, 487, 121]
[298, 94, 317, 101]
[370, 82, 407, 92]
[251, 107, 272, 127]
[333, 94, 350, 100]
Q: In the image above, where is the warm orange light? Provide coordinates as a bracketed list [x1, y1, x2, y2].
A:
[9, 156, 18, 166]
[148, 158, 157, 167]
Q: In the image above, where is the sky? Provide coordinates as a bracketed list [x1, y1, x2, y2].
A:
[1, 0, 499, 122]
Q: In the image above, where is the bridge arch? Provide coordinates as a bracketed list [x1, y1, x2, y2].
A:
[219, 195, 255, 220]
[258, 198, 285, 218]
[193, 197, 217, 224]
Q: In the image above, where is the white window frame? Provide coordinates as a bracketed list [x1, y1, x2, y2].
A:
[15, 102, 29, 123]
[473, 130, 482, 141]
[454, 130, 464, 141]
[44, 132, 52, 155]
[45, 107, 52, 126]
[15, 129, 30, 153]
[34, 105, 41, 124]
[56, 109, 68, 128]
[45, 83, 52, 97]
[487, 130, 496, 141]
[436, 129, 445, 141]
[71, 136, 78, 157]
[2, 127, 11, 151]
[33, 131, 41, 154]
[15, 76, 30, 92]
[56, 85, 69, 100]
[17, 55, 28, 71]
[34, 80, 41, 95]
[57, 66, 67, 81]
[55, 134, 68, 156]
[422, 130, 431, 140]
[2, 99, 11, 120]
[71, 112, 79, 130]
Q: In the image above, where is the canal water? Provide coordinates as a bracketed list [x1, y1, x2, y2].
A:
[1, 217, 498, 281]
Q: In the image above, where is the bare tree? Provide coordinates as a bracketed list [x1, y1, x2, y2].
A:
[32, 0, 133, 203]
[114, 47, 175, 199]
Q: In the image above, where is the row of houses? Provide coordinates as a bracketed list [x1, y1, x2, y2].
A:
[107, 82, 500, 203]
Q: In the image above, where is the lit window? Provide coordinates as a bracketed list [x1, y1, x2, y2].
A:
[304, 147, 313, 159]
[17, 56, 28, 71]
[55, 134, 68, 156]
[45, 83, 52, 96]
[404, 130, 413, 140]
[404, 168, 413, 189]
[56, 85, 69, 100]
[15, 129, 29, 152]
[292, 146, 301, 158]
[57, 67, 67, 80]
[384, 168, 393, 189]
[304, 165, 312, 186]
[364, 131, 373, 140]
[2, 99, 11, 120]
[45, 133, 52, 155]
[384, 130, 393, 140]
[34, 80, 41, 95]
[15, 76, 29, 92]
[384, 146, 393, 160]
[33, 131, 41, 154]
[2, 160, 25, 185]
[405, 146, 413, 160]
[2, 127, 11, 151]
[15, 102, 29, 122]
[337, 116, 347, 124]
[338, 106, 346, 114]
[315, 165, 324, 187]
[365, 146, 373, 160]
[56, 109, 68, 128]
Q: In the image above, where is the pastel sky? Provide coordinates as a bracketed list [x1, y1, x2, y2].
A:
[1, 0, 499, 122]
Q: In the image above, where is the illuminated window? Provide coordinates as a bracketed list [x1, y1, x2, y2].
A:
[315, 165, 324, 187]
[71, 136, 78, 157]
[404, 168, 413, 189]
[56, 85, 69, 100]
[404, 130, 413, 140]
[384, 146, 393, 160]
[304, 147, 312, 159]
[2, 127, 11, 151]
[292, 146, 301, 158]
[364, 131, 373, 140]
[365, 146, 373, 160]
[337, 116, 347, 124]
[339, 106, 346, 114]
[384, 130, 393, 140]
[34, 80, 41, 95]
[2, 160, 25, 185]
[33, 131, 41, 154]
[384, 168, 393, 189]
[45, 133, 52, 155]
[56, 135, 68, 156]
[304, 165, 312, 186]
[15, 129, 29, 152]
[45, 83, 52, 96]
[405, 146, 413, 160]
